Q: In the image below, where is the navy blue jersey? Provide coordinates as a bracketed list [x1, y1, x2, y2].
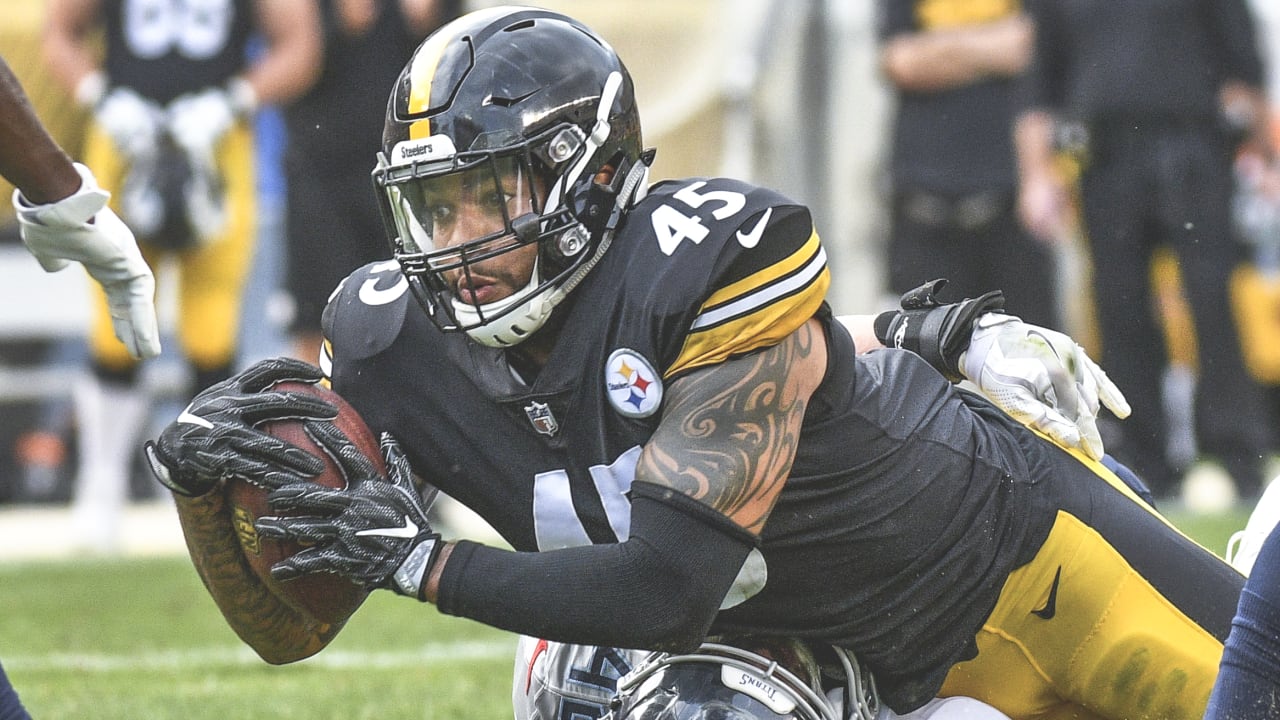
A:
[321, 176, 1055, 707]
[102, 0, 254, 104]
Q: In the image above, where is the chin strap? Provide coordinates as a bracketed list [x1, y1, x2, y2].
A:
[558, 150, 653, 291]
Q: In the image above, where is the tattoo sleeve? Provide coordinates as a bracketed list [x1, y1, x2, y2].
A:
[174, 492, 343, 663]
[638, 319, 826, 535]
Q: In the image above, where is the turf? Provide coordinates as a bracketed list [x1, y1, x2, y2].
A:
[0, 506, 1250, 718]
[0, 556, 515, 719]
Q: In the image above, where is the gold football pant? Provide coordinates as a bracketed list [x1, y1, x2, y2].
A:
[940, 446, 1241, 720]
[82, 120, 256, 373]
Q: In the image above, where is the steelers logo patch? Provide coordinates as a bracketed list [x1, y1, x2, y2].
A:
[605, 348, 663, 418]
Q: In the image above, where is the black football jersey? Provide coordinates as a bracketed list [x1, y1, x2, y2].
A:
[102, 0, 254, 105]
[321, 176, 1054, 707]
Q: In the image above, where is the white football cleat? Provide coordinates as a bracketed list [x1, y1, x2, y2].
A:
[1227, 475, 1280, 576]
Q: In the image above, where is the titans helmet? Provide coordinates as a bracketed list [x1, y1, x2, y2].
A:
[373, 6, 648, 347]
[605, 640, 880, 720]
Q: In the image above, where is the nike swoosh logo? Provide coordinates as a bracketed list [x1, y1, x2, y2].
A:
[356, 515, 419, 539]
[177, 406, 213, 429]
[1032, 566, 1062, 620]
[735, 207, 773, 248]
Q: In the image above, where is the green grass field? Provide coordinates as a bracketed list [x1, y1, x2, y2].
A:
[0, 506, 1250, 719]
[1, 556, 516, 719]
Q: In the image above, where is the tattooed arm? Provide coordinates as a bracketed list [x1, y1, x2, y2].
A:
[174, 493, 343, 663]
[636, 317, 828, 534]
[423, 320, 829, 649]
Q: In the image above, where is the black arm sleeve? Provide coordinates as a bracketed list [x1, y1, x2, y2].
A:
[434, 483, 757, 652]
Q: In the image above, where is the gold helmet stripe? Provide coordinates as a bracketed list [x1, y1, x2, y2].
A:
[406, 6, 515, 140]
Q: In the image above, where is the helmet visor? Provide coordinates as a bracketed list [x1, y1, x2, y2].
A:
[387, 154, 542, 270]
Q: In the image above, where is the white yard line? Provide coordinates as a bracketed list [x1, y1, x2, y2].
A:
[3, 639, 515, 672]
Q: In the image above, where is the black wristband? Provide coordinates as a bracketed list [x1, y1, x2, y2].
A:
[873, 279, 1005, 382]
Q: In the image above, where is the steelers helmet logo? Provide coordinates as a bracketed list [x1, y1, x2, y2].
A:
[605, 348, 663, 418]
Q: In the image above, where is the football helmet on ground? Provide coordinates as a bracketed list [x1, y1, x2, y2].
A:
[606, 640, 880, 720]
[374, 6, 650, 347]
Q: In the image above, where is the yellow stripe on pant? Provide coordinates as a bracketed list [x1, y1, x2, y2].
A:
[941, 508, 1224, 720]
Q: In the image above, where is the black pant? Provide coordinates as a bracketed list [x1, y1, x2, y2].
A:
[1080, 123, 1273, 497]
[887, 190, 1062, 331]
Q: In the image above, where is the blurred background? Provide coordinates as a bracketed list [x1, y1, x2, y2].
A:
[0, 0, 1277, 560]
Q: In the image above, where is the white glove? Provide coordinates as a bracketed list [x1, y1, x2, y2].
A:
[95, 87, 164, 158]
[961, 314, 1131, 460]
[14, 163, 161, 359]
[166, 87, 237, 164]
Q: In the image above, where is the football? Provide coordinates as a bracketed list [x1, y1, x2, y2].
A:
[225, 380, 385, 624]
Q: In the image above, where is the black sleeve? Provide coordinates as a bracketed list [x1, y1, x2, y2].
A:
[434, 483, 757, 652]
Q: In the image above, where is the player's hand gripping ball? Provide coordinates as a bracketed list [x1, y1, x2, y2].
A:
[226, 381, 387, 623]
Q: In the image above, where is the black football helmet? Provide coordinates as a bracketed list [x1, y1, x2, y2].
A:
[374, 6, 649, 347]
[605, 640, 880, 720]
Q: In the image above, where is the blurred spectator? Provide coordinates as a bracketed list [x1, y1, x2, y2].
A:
[1, 49, 160, 506]
[876, 1, 1059, 330]
[282, 0, 462, 362]
[1016, 0, 1276, 503]
[1235, 0, 1280, 471]
[42, 0, 321, 550]
[1, 48, 162, 716]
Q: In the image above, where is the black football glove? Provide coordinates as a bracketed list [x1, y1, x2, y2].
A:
[873, 278, 1006, 382]
[256, 428, 442, 600]
[144, 357, 337, 497]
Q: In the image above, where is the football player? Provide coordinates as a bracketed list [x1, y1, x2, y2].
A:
[0, 53, 157, 720]
[1208, 481, 1280, 718]
[601, 637, 1013, 720]
[146, 7, 1242, 719]
[43, 0, 321, 550]
[0, 659, 29, 720]
[515, 636, 1014, 720]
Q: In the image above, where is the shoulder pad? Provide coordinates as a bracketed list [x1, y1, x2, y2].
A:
[628, 178, 830, 376]
[321, 259, 411, 362]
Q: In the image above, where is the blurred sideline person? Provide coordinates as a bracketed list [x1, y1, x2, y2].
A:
[1, 56, 158, 361]
[877, 0, 1060, 331]
[43, 0, 321, 550]
[1, 51, 163, 720]
[282, 0, 463, 363]
[146, 9, 1245, 720]
[1015, 0, 1277, 502]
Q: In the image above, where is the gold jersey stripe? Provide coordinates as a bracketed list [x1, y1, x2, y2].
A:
[700, 230, 823, 316]
[319, 338, 334, 388]
[668, 232, 830, 378]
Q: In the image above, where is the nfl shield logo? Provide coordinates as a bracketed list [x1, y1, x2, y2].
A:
[525, 401, 559, 436]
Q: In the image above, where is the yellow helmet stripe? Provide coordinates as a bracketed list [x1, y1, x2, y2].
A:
[405, 6, 515, 139]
